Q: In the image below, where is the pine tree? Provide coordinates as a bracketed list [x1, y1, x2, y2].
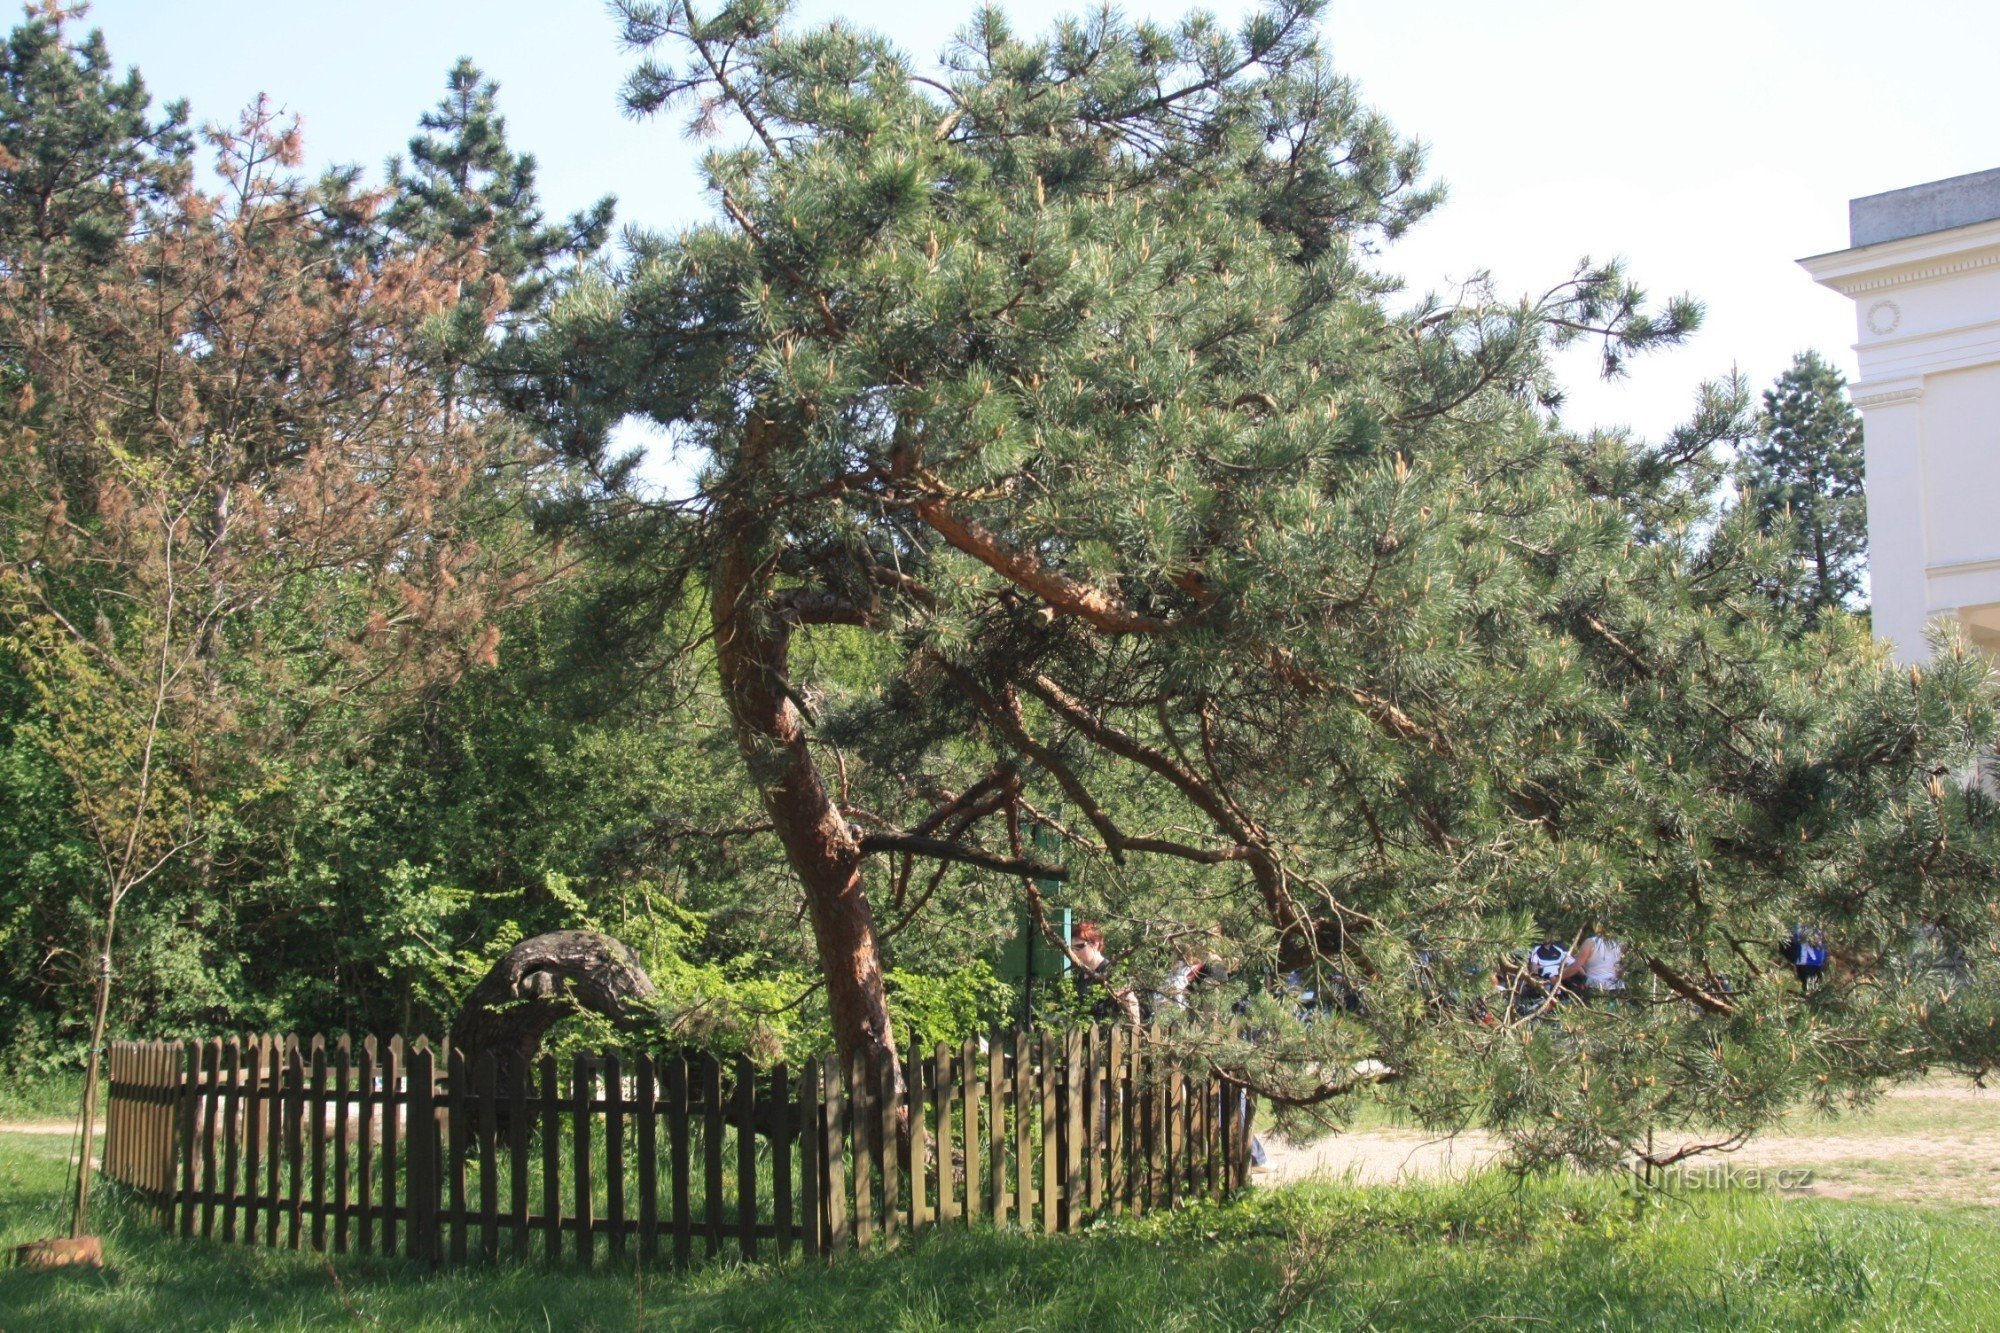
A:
[525, 0, 1999, 1156]
[1737, 350, 1867, 621]
[386, 58, 613, 316]
[0, 2, 189, 356]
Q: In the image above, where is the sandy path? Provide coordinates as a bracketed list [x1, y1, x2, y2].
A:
[1259, 1084, 2000, 1206]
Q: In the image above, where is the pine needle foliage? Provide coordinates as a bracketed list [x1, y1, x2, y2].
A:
[1736, 350, 1867, 623]
[514, 0, 2000, 1158]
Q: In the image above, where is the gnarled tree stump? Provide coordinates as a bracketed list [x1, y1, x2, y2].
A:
[450, 931, 661, 1096]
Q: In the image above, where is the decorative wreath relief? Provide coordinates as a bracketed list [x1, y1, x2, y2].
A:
[1866, 300, 1902, 336]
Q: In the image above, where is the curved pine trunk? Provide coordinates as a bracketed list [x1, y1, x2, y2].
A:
[711, 419, 898, 1080]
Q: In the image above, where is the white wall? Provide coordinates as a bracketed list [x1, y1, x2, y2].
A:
[1802, 214, 2000, 659]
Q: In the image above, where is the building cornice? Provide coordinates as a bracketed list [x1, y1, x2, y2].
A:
[1851, 378, 1925, 410]
[1799, 217, 2000, 296]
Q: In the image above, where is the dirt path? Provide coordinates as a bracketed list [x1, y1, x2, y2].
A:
[1259, 1082, 2000, 1207]
[0, 1122, 86, 1135]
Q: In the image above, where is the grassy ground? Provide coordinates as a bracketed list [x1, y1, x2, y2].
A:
[0, 1073, 82, 1124]
[2, 1131, 1996, 1330]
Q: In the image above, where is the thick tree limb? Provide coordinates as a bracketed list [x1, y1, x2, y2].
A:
[908, 767, 1018, 839]
[942, 663, 1132, 859]
[1646, 957, 1738, 1016]
[858, 831, 1067, 881]
[912, 490, 1170, 634]
[1026, 673, 1249, 838]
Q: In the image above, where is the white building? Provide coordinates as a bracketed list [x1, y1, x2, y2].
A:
[1801, 168, 2000, 662]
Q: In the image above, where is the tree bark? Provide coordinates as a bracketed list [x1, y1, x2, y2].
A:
[711, 416, 899, 1082]
[448, 930, 662, 1087]
[67, 900, 119, 1239]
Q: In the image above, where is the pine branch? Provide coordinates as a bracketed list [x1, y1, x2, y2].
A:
[912, 488, 1171, 635]
[856, 832, 1065, 881]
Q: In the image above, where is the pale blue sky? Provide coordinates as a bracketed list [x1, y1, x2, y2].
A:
[81, 1, 2000, 446]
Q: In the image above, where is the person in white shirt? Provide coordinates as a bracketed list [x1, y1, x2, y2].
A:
[1573, 928, 1625, 1003]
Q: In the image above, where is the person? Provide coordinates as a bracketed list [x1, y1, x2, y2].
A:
[1573, 928, 1625, 1003]
[1165, 936, 1239, 1014]
[1782, 925, 1828, 990]
[1528, 933, 1580, 1003]
[1072, 921, 1141, 1027]
[1160, 951, 1201, 1013]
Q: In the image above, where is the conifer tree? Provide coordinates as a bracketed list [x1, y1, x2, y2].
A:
[386, 59, 613, 315]
[379, 59, 615, 436]
[523, 0, 1997, 1157]
[1737, 349, 1867, 621]
[0, 2, 189, 357]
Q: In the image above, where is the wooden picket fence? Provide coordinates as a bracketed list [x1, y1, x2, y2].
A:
[101, 1028, 1256, 1266]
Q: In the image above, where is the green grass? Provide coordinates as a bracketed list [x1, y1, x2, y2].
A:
[0, 1072, 83, 1123]
[2, 1131, 1996, 1330]
[1774, 1082, 2000, 1139]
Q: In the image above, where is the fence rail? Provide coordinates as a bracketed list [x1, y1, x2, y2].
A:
[101, 1028, 1255, 1266]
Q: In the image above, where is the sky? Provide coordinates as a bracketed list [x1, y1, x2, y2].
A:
[78, 0, 2000, 451]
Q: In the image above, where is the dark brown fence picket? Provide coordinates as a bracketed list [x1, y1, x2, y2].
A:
[478, 1050, 500, 1261]
[773, 1059, 793, 1258]
[446, 1046, 468, 1265]
[333, 1037, 351, 1254]
[847, 1050, 871, 1249]
[510, 1053, 531, 1260]
[356, 1039, 375, 1254]
[100, 1026, 1255, 1270]
[668, 1052, 691, 1267]
[878, 1050, 898, 1246]
[909, 1053, 928, 1233]
[987, 1036, 1005, 1221]
[533, 1053, 555, 1261]
[407, 1042, 437, 1263]
[572, 1053, 594, 1268]
[735, 1054, 756, 1261]
[380, 1039, 401, 1256]
[636, 1054, 659, 1264]
[702, 1054, 723, 1260]
[264, 1036, 282, 1235]
[604, 1052, 625, 1261]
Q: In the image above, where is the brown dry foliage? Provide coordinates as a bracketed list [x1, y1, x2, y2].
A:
[0, 98, 548, 758]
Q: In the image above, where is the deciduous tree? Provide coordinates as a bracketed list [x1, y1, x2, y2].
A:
[0, 24, 536, 1228]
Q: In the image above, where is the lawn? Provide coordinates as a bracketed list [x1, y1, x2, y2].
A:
[3, 1129, 1997, 1330]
